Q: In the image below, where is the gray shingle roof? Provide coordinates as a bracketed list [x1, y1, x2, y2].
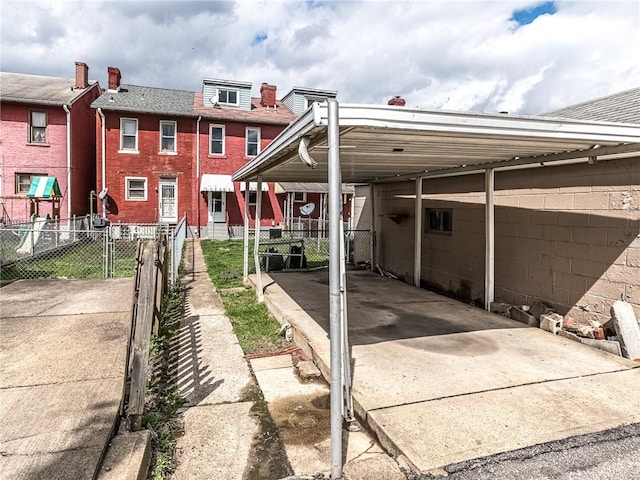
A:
[91, 84, 195, 116]
[542, 87, 640, 124]
[0, 72, 97, 105]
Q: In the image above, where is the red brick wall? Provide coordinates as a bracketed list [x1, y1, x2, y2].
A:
[0, 103, 68, 222]
[70, 85, 100, 216]
[98, 112, 286, 228]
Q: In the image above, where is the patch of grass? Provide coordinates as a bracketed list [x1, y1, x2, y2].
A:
[144, 284, 186, 480]
[223, 289, 290, 355]
[1, 239, 137, 280]
[200, 239, 289, 355]
[200, 239, 253, 289]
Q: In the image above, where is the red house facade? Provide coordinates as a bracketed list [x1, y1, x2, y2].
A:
[91, 68, 336, 238]
[0, 63, 100, 224]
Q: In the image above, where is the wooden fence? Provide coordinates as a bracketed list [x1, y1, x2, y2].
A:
[125, 237, 168, 431]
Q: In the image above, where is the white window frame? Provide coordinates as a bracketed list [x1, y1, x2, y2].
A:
[209, 124, 225, 155]
[242, 190, 258, 206]
[120, 118, 139, 153]
[29, 110, 47, 143]
[159, 120, 177, 154]
[217, 88, 239, 106]
[293, 191, 307, 203]
[246, 127, 261, 157]
[15, 173, 45, 195]
[125, 176, 147, 201]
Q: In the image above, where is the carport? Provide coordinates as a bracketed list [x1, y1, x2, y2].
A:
[233, 100, 640, 478]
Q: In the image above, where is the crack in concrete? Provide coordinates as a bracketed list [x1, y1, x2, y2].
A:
[0, 374, 121, 390]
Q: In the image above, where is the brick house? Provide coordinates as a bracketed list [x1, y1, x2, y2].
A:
[91, 67, 337, 238]
[0, 62, 101, 223]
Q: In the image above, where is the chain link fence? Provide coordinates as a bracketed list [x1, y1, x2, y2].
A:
[0, 217, 176, 282]
[254, 227, 372, 272]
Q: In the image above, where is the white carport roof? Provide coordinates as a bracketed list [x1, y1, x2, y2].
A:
[233, 103, 640, 184]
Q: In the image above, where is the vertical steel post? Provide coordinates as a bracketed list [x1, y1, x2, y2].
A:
[253, 177, 264, 303]
[327, 99, 343, 479]
[243, 181, 250, 284]
[485, 168, 495, 310]
[414, 177, 423, 287]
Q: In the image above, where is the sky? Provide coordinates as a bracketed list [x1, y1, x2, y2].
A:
[1, 0, 638, 115]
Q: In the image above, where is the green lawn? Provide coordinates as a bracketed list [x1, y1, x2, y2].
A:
[200, 239, 289, 354]
[0, 239, 137, 280]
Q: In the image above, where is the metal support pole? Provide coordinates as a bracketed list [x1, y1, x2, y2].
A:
[328, 99, 343, 479]
[414, 177, 423, 287]
[369, 183, 376, 271]
[253, 177, 264, 303]
[243, 181, 250, 284]
[484, 169, 495, 310]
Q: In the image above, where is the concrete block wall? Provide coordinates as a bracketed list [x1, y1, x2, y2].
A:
[375, 156, 640, 323]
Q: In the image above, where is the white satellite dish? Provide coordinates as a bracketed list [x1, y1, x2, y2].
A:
[299, 202, 315, 215]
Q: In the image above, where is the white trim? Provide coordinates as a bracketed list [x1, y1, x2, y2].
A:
[217, 87, 240, 106]
[158, 177, 178, 223]
[246, 126, 261, 157]
[120, 117, 138, 152]
[209, 124, 226, 155]
[484, 169, 495, 310]
[159, 120, 177, 154]
[125, 176, 147, 201]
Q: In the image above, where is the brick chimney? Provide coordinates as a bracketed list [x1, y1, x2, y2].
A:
[75, 62, 88, 89]
[260, 83, 277, 107]
[388, 96, 406, 106]
[107, 67, 121, 91]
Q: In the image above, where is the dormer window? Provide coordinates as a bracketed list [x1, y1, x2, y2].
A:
[218, 88, 239, 106]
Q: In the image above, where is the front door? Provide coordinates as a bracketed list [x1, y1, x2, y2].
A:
[159, 178, 177, 223]
[208, 191, 226, 223]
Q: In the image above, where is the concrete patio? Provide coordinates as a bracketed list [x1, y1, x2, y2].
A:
[0, 279, 132, 480]
[258, 268, 640, 474]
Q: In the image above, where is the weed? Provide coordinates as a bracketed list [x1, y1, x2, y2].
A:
[143, 283, 186, 479]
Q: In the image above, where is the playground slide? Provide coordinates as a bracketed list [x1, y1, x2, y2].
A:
[15, 215, 49, 255]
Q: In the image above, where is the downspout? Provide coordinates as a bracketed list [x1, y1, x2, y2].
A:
[63, 105, 71, 220]
[97, 108, 106, 218]
[196, 116, 202, 236]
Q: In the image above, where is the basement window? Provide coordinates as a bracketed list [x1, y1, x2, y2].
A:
[425, 208, 452, 235]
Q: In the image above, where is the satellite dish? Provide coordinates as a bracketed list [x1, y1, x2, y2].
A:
[299, 202, 315, 215]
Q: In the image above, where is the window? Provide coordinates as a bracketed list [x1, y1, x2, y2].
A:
[242, 190, 257, 205]
[293, 192, 306, 202]
[15, 173, 45, 194]
[218, 88, 238, 105]
[126, 177, 147, 201]
[246, 127, 260, 157]
[209, 125, 225, 155]
[425, 208, 453, 234]
[159, 121, 176, 153]
[29, 110, 47, 143]
[120, 118, 138, 151]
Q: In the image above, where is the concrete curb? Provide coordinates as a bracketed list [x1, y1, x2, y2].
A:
[95, 429, 152, 480]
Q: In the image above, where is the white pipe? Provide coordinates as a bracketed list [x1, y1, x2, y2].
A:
[196, 116, 202, 236]
[414, 177, 423, 287]
[327, 99, 344, 480]
[254, 176, 264, 303]
[97, 108, 106, 218]
[63, 105, 71, 220]
[484, 168, 495, 310]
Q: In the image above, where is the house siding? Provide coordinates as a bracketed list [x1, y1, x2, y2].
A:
[375, 157, 640, 322]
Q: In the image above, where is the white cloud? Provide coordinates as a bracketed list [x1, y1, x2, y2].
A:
[1, 0, 638, 114]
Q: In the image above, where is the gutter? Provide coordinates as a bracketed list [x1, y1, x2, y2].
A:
[97, 108, 107, 218]
[196, 116, 202, 236]
[63, 104, 71, 220]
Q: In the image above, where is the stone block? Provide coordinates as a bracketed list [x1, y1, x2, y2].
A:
[295, 360, 323, 381]
[490, 302, 512, 315]
[558, 330, 581, 342]
[579, 338, 622, 357]
[540, 313, 563, 334]
[510, 306, 539, 327]
[610, 300, 640, 360]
